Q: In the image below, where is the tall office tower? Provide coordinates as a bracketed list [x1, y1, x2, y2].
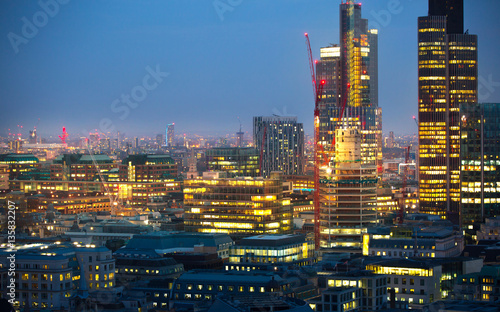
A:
[184, 172, 292, 241]
[320, 128, 377, 248]
[388, 131, 395, 148]
[167, 123, 174, 147]
[253, 116, 304, 177]
[418, 0, 477, 223]
[316, 1, 381, 171]
[460, 103, 500, 242]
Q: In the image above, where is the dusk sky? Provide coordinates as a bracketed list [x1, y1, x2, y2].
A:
[1, 0, 500, 139]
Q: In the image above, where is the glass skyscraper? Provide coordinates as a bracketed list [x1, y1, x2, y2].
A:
[417, 0, 477, 223]
[460, 103, 500, 242]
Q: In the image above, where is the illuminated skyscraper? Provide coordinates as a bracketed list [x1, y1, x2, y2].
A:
[460, 103, 500, 242]
[316, 1, 381, 171]
[253, 116, 304, 177]
[167, 123, 174, 147]
[418, 0, 477, 223]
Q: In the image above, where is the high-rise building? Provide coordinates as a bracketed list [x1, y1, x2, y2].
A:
[418, 0, 477, 222]
[253, 116, 304, 177]
[319, 128, 377, 249]
[206, 147, 260, 177]
[316, 1, 381, 171]
[460, 103, 500, 241]
[156, 134, 164, 147]
[184, 172, 292, 241]
[167, 123, 174, 147]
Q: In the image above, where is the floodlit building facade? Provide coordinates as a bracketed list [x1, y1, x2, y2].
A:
[320, 129, 377, 249]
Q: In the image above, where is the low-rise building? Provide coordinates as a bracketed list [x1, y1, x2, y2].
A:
[209, 294, 314, 312]
[227, 234, 315, 271]
[363, 224, 464, 259]
[171, 270, 293, 302]
[318, 270, 388, 311]
[451, 265, 500, 302]
[119, 154, 178, 182]
[309, 287, 362, 312]
[477, 216, 500, 241]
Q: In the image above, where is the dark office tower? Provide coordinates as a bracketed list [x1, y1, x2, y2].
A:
[253, 116, 304, 177]
[460, 103, 500, 242]
[316, 1, 381, 170]
[418, 0, 477, 223]
[428, 0, 464, 34]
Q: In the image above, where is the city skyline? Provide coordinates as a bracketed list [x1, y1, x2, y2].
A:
[2, 1, 500, 139]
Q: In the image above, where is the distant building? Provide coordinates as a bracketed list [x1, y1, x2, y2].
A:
[0, 153, 39, 180]
[253, 116, 304, 177]
[460, 103, 500, 241]
[10, 179, 180, 208]
[167, 123, 174, 147]
[156, 134, 164, 147]
[184, 172, 293, 240]
[119, 154, 177, 182]
[0, 164, 8, 189]
[50, 154, 114, 181]
[227, 234, 315, 271]
[206, 147, 260, 177]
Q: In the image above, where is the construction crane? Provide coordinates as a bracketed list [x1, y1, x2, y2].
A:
[398, 145, 411, 224]
[305, 33, 326, 249]
[86, 144, 118, 216]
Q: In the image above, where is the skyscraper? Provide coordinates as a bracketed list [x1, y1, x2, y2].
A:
[320, 129, 377, 248]
[253, 116, 304, 177]
[418, 0, 477, 223]
[460, 103, 500, 242]
[167, 123, 174, 147]
[316, 1, 381, 171]
[314, 1, 380, 250]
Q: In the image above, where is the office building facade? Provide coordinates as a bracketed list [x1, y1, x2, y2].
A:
[418, 0, 477, 222]
[460, 103, 500, 239]
[253, 116, 304, 177]
[184, 172, 292, 240]
[167, 123, 174, 147]
[206, 147, 260, 177]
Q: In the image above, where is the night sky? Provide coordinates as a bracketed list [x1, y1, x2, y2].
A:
[1, 0, 500, 139]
